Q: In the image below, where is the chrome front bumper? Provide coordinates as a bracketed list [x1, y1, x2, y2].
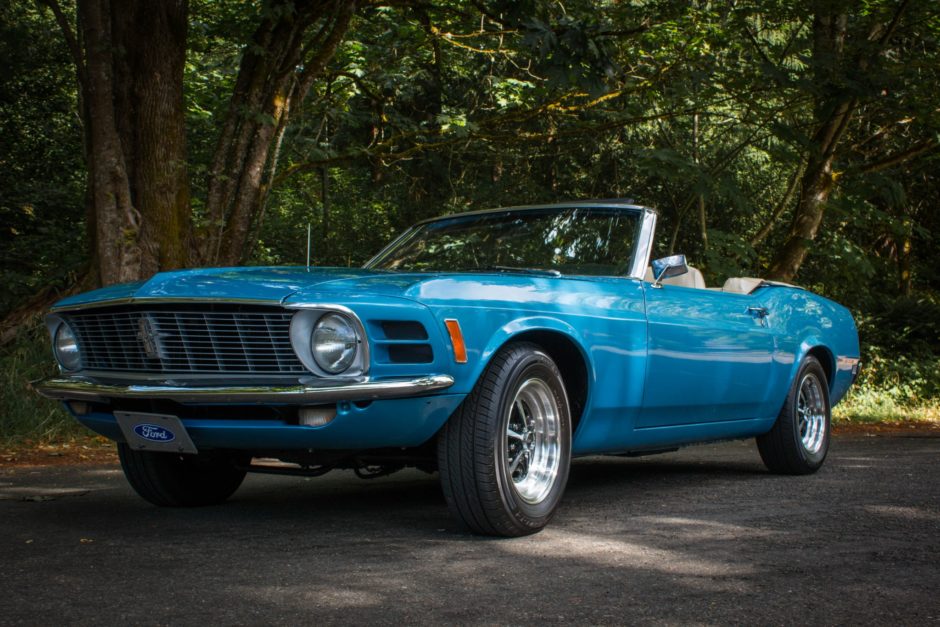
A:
[36, 374, 456, 404]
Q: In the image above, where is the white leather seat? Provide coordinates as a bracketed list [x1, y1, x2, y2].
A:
[644, 265, 707, 289]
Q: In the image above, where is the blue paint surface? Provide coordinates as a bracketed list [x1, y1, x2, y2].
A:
[54, 265, 860, 455]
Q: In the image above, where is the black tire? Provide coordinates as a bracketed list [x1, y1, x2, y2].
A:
[437, 342, 572, 537]
[757, 356, 831, 475]
[118, 444, 248, 507]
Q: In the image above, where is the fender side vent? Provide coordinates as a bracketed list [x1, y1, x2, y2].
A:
[379, 320, 429, 340]
[388, 344, 434, 364]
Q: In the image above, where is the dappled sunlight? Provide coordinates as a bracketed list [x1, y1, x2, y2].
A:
[629, 515, 779, 540]
[864, 505, 940, 522]
[497, 527, 756, 581]
[234, 584, 385, 611]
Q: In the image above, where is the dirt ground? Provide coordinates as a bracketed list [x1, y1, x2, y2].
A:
[1, 431, 938, 625]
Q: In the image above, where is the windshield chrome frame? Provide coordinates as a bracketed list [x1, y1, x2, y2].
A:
[630, 208, 657, 281]
[364, 201, 658, 280]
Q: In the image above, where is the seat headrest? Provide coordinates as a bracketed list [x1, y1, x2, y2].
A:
[722, 277, 764, 294]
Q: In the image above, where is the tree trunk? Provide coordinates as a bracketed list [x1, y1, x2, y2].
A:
[201, 0, 356, 267]
[62, 0, 191, 286]
[765, 13, 851, 283]
[111, 1, 191, 278]
[78, 0, 140, 285]
[765, 149, 841, 281]
[765, 3, 913, 281]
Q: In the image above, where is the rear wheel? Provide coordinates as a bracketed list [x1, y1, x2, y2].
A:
[118, 444, 248, 506]
[437, 342, 572, 536]
[757, 356, 830, 474]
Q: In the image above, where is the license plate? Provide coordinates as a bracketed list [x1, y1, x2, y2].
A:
[115, 411, 199, 455]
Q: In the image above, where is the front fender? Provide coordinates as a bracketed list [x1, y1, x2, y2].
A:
[479, 315, 597, 386]
[431, 309, 597, 396]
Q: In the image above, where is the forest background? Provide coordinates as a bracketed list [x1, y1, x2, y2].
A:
[1, 0, 938, 443]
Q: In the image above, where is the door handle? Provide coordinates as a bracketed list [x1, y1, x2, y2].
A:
[747, 306, 768, 318]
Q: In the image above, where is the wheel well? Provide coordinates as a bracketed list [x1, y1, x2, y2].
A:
[806, 345, 834, 389]
[507, 330, 589, 435]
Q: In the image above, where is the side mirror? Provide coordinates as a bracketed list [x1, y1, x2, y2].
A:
[651, 254, 689, 288]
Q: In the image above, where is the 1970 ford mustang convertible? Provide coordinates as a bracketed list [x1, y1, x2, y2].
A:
[38, 201, 860, 536]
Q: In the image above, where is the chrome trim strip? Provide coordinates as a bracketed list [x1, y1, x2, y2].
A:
[410, 200, 652, 227]
[51, 297, 289, 314]
[364, 226, 416, 268]
[36, 374, 456, 404]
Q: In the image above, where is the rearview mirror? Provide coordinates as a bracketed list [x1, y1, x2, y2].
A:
[651, 254, 689, 288]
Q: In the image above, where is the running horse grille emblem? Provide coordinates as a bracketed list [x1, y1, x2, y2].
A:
[136, 316, 163, 361]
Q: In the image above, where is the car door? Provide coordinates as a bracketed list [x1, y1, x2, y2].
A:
[636, 283, 777, 428]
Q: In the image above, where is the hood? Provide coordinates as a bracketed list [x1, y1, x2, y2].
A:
[51, 266, 443, 310]
[51, 265, 611, 312]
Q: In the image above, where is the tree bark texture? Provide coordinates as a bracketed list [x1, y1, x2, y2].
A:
[111, 0, 191, 278]
[201, 0, 357, 266]
[71, 0, 191, 286]
[77, 0, 140, 285]
[765, 13, 850, 282]
[765, 2, 912, 281]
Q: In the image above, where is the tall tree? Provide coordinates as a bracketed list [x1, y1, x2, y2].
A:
[42, 0, 359, 283]
[201, 0, 357, 266]
[765, 0, 927, 282]
[41, 0, 191, 285]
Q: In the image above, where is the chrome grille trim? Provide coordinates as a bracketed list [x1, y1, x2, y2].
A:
[65, 306, 306, 375]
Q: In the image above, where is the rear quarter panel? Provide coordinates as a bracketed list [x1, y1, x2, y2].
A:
[760, 287, 860, 407]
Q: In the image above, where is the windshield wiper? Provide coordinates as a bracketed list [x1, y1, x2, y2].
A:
[476, 265, 563, 277]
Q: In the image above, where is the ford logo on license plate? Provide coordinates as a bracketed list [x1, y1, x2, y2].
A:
[133, 423, 176, 443]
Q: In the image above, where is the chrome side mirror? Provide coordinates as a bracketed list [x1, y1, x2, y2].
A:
[651, 254, 689, 288]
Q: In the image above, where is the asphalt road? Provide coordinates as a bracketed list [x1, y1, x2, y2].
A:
[1, 433, 938, 625]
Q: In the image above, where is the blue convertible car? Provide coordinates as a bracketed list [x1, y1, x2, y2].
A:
[38, 201, 860, 536]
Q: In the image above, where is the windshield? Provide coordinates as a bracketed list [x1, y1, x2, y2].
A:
[366, 207, 641, 276]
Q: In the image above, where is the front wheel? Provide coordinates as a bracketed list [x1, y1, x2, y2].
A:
[118, 444, 248, 506]
[437, 342, 572, 536]
[757, 356, 831, 475]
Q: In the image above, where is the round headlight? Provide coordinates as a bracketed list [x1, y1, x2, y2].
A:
[311, 313, 359, 374]
[54, 322, 81, 371]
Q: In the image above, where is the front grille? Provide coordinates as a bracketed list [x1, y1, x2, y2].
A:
[65, 305, 306, 374]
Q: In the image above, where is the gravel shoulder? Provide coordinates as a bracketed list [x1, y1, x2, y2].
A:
[1, 432, 938, 625]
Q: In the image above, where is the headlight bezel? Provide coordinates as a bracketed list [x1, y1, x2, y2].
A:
[50, 317, 82, 372]
[289, 307, 368, 377]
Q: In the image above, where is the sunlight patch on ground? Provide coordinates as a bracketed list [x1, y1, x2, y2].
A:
[498, 527, 756, 580]
[864, 505, 940, 522]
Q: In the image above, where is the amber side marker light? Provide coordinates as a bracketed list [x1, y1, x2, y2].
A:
[444, 319, 468, 364]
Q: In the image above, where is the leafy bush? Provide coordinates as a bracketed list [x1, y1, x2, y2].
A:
[834, 293, 940, 424]
[0, 322, 78, 445]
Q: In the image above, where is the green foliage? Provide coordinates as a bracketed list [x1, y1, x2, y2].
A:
[1, 0, 938, 439]
[835, 293, 940, 424]
[0, 322, 79, 445]
[0, 2, 86, 316]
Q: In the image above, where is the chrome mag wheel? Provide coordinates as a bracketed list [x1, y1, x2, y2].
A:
[797, 373, 826, 454]
[505, 377, 562, 505]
